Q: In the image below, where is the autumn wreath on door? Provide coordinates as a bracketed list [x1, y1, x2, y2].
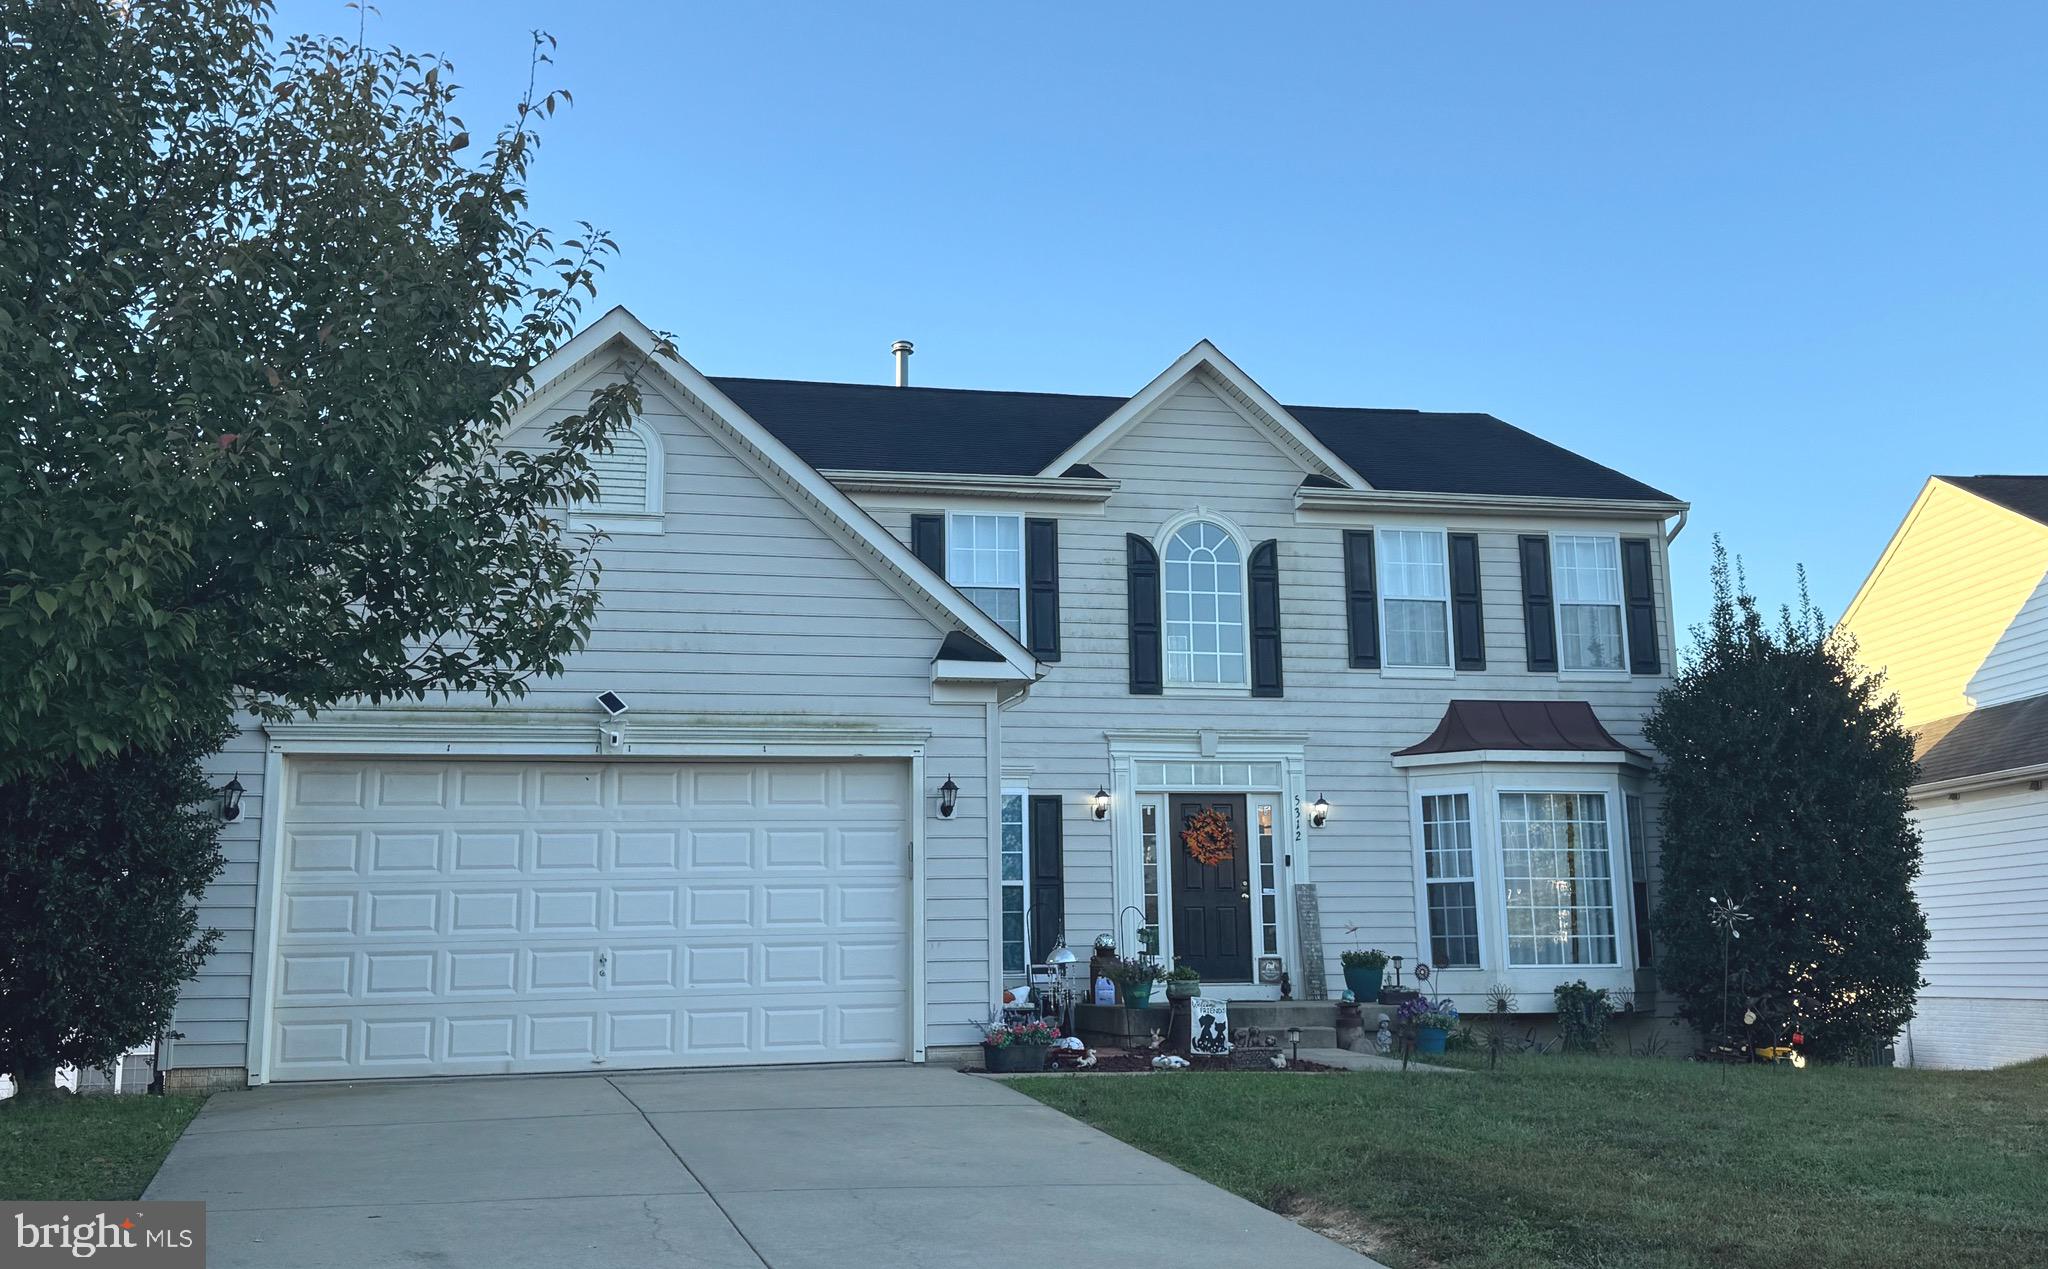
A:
[1181, 807, 1236, 866]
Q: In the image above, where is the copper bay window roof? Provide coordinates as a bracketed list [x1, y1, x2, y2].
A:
[1394, 699, 1648, 762]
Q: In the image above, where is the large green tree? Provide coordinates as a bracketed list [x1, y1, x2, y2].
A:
[1645, 541, 1929, 1061]
[0, 1, 669, 777]
[0, 721, 229, 1099]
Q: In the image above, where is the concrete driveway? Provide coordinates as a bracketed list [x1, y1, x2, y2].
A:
[145, 1065, 1381, 1268]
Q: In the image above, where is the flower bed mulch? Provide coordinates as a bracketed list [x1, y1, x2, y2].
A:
[967, 1050, 1343, 1075]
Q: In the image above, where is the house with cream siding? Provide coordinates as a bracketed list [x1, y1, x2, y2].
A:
[1839, 475, 2048, 1069]
[163, 307, 1687, 1088]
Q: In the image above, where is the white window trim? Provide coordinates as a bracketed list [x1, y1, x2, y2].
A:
[1155, 510, 1251, 692]
[568, 417, 665, 536]
[1410, 785, 1487, 970]
[1404, 763, 1638, 1006]
[1000, 786, 1030, 981]
[1376, 526, 1454, 673]
[946, 512, 1027, 646]
[1549, 531, 1630, 677]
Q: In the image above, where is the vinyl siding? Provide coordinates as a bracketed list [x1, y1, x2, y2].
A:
[857, 376, 1675, 1004]
[1903, 780, 2048, 1067]
[1841, 480, 2048, 728]
[172, 362, 996, 1074]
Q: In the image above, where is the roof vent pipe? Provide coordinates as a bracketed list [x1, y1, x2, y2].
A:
[892, 340, 914, 387]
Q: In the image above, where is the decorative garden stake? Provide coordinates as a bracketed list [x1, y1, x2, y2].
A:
[1484, 984, 1518, 1070]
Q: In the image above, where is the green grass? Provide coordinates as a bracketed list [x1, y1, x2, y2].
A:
[1013, 1056, 2048, 1269]
[0, 1095, 207, 1201]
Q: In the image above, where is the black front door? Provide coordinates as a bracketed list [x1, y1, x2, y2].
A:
[1169, 794, 1252, 983]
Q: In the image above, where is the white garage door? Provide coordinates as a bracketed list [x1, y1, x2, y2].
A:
[266, 758, 911, 1081]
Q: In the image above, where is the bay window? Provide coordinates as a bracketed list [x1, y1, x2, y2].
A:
[1500, 791, 1618, 966]
[1552, 534, 1626, 671]
[1421, 793, 1481, 967]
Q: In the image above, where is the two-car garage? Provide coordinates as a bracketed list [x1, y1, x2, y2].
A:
[261, 757, 913, 1082]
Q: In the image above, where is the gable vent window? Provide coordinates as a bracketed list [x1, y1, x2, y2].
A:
[1553, 535, 1626, 670]
[1163, 520, 1246, 687]
[1378, 529, 1451, 668]
[568, 420, 663, 534]
[947, 513, 1025, 641]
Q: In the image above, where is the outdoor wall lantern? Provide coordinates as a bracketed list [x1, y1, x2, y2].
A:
[1091, 788, 1111, 819]
[937, 775, 959, 818]
[219, 777, 245, 823]
[1309, 794, 1329, 828]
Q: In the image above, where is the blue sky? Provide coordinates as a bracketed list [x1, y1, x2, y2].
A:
[277, 2, 2046, 637]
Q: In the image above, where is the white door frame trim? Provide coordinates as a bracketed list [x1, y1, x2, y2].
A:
[1105, 732, 1309, 1002]
[247, 717, 933, 1085]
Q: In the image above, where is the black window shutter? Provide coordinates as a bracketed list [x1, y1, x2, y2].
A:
[1449, 532, 1486, 671]
[1025, 518, 1061, 662]
[1249, 539, 1283, 697]
[910, 514, 946, 574]
[1342, 530, 1380, 669]
[1621, 537, 1661, 675]
[1028, 795, 1064, 964]
[1519, 535, 1558, 672]
[1126, 534, 1162, 695]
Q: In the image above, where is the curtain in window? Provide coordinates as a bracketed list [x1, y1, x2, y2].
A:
[1500, 791, 1617, 965]
[1554, 536, 1624, 670]
[1379, 529, 1450, 667]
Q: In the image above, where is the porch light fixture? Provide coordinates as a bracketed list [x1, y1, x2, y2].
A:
[1092, 788, 1110, 820]
[937, 775, 959, 818]
[219, 777, 245, 823]
[1310, 794, 1329, 829]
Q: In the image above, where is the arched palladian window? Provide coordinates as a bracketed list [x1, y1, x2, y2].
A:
[1163, 519, 1247, 686]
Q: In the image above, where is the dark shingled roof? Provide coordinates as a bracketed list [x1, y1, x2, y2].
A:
[710, 377, 1677, 503]
[1942, 476, 2048, 527]
[1914, 693, 2048, 786]
[1394, 699, 1647, 761]
[934, 630, 1004, 663]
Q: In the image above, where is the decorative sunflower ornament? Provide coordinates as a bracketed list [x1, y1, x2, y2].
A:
[1181, 807, 1236, 867]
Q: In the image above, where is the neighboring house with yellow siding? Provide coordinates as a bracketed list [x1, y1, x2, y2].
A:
[1839, 475, 2048, 1068]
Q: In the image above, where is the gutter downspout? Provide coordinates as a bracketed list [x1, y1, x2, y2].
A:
[1665, 507, 1689, 544]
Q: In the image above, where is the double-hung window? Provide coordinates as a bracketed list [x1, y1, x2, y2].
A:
[1552, 535, 1626, 671]
[1500, 791, 1618, 966]
[1421, 793, 1481, 967]
[948, 514, 1025, 642]
[1379, 529, 1450, 668]
[999, 791, 1028, 975]
[1163, 520, 1246, 686]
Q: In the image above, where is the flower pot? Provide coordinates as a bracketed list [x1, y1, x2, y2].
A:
[1342, 963, 1384, 1002]
[1415, 1025, 1448, 1055]
[1122, 981, 1155, 1008]
[1165, 979, 1200, 1001]
[983, 1042, 1048, 1074]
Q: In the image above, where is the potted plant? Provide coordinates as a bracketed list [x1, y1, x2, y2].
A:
[1164, 963, 1202, 1000]
[1340, 948, 1389, 1002]
[1107, 956, 1164, 1008]
[979, 1018, 1061, 1073]
[1397, 996, 1460, 1054]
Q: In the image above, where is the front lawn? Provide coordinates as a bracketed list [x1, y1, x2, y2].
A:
[0, 1095, 207, 1201]
[1012, 1056, 2048, 1269]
